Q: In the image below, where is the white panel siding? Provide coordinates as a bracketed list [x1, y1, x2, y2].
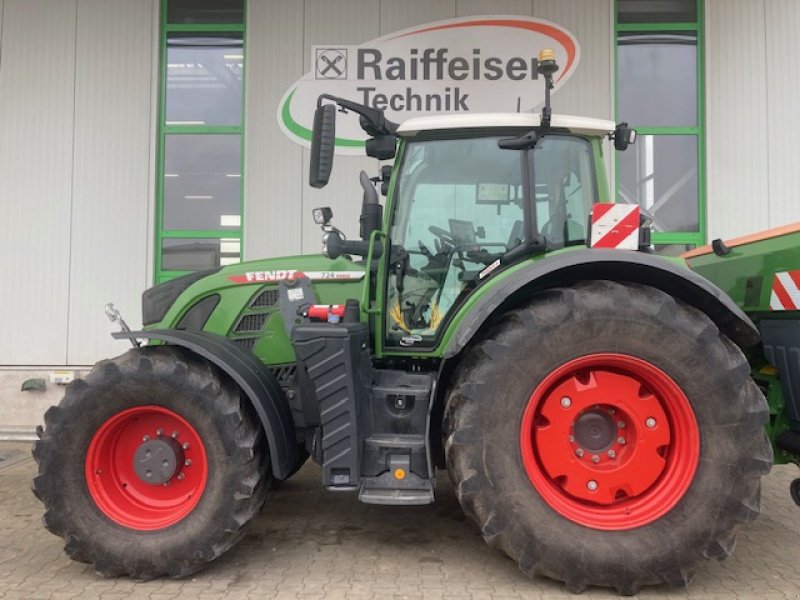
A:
[765, 0, 800, 228]
[0, 0, 77, 365]
[705, 0, 769, 239]
[380, 0, 456, 34]
[456, 0, 532, 16]
[67, 0, 155, 364]
[245, 0, 305, 259]
[300, 0, 380, 253]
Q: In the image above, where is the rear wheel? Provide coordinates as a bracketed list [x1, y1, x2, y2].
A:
[444, 281, 771, 595]
[33, 346, 269, 579]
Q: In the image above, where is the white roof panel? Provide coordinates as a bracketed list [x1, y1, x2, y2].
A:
[396, 113, 616, 137]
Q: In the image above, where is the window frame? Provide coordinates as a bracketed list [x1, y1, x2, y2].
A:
[614, 0, 705, 248]
[155, 1, 247, 283]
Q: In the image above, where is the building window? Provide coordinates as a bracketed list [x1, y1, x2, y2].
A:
[615, 0, 704, 250]
[156, 0, 245, 283]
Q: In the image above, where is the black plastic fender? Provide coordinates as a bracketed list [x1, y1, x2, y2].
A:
[113, 329, 299, 480]
[444, 248, 760, 359]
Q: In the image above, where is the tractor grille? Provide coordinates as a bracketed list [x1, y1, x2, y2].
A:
[270, 364, 297, 388]
[251, 288, 279, 308]
[234, 313, 269, 333]
[233, 337, 257, 352]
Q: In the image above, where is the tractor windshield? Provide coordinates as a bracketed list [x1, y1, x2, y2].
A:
[386, 133, 597, 347]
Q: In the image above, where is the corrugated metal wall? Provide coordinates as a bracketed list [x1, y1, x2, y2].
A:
[706, 0, 800, 239]
[0, 0, 156, 365]
[244, 0, 614, 261]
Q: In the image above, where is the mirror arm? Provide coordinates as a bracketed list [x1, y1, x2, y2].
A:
[317, 94, 398, 135]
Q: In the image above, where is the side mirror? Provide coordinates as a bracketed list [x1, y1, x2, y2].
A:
[309, 103, 336, 188]
[613, 122, 637, 151]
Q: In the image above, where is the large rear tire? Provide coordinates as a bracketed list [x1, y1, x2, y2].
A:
[443, 281, 771, 595]
[32, 346, 269, 579]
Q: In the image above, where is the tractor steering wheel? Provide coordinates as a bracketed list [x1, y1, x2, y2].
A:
[428, 225, 455, 254]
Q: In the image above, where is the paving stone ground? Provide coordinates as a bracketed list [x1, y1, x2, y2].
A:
[1, 441, 799, 600]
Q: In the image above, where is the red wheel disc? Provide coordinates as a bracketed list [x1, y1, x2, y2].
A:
[85, 405, 208, 530]
[520, 354, 699, 530]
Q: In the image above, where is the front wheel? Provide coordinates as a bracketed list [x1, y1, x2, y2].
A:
[444, 281, 771, 595]
[33, 346, 269, 579]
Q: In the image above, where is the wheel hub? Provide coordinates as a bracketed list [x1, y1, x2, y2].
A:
[133, 436, 185, 485]
[573, 410, 616, 452]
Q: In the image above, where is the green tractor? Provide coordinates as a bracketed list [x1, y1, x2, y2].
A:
[33, 53, 794, 595]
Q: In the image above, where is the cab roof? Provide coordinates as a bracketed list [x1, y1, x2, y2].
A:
[396, 113, 616, 138]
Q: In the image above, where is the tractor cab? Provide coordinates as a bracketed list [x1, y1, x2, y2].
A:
[383, 113, 611, 347]
[307, 50, 634, 350]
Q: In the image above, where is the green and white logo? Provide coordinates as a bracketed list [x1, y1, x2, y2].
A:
[278, 15, 580, 154]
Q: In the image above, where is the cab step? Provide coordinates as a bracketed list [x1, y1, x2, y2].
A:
[357, 454, 434, 505]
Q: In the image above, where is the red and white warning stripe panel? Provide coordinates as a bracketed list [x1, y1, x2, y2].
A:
[770, 270, 800, 311]
[590, 203, 640, 250]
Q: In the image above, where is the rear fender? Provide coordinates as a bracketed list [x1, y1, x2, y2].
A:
[443, 249, 760, 359]
[113, 329, 299, 480]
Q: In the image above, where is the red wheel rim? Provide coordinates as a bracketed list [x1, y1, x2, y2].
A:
[85, 405, 207, 530]
[520, 354, 699, 530]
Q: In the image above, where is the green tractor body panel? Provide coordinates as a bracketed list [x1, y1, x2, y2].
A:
[685, 224, 800, 466]
[685, 224, 800, 314]
[146, 254, 366, 366]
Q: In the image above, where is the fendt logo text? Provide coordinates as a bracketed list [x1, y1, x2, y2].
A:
[278, 16, 580, 153]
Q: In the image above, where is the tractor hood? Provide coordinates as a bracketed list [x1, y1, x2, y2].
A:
[142, 254, 366, 364]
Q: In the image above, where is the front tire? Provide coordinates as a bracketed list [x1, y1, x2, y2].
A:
[33, 346, 269, 579]
[443, 281, 771, 595]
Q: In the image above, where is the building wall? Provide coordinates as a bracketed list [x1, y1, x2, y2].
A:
[0, 0, 156, 366]
[705, 0, 800, 239]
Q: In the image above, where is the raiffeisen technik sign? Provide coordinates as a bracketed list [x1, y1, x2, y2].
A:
[278, 16, 580, 154]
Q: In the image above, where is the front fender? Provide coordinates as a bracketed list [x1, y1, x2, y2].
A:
[113, 329, 299, 480]
[442, 249, 760, 358]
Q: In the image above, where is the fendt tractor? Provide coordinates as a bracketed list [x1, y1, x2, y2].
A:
[33, 51, 799, 595]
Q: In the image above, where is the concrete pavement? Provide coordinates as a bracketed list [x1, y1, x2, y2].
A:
[1, 442, 799, 600]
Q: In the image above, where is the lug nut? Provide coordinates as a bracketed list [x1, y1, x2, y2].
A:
[608, 450, 616, 459]
[591, 454, 600, 463]
[617, 421, 626, 429]
[172, 431, 179, 438]
[618, 437, 626, 444]
[569, 435, 575, 443]
[608, 408, 615, 415]
[142, 435, 150, 442]
[587, 480, 598, 491]
[184, 459, 192, 467]
[156, 428, 164, 436]
[177, 473, 186, 481]
[576, 448, 585, 457]
[560, 396, 572, 408]
[646, 418, 657, 429]
[182, 442, 190, 450]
